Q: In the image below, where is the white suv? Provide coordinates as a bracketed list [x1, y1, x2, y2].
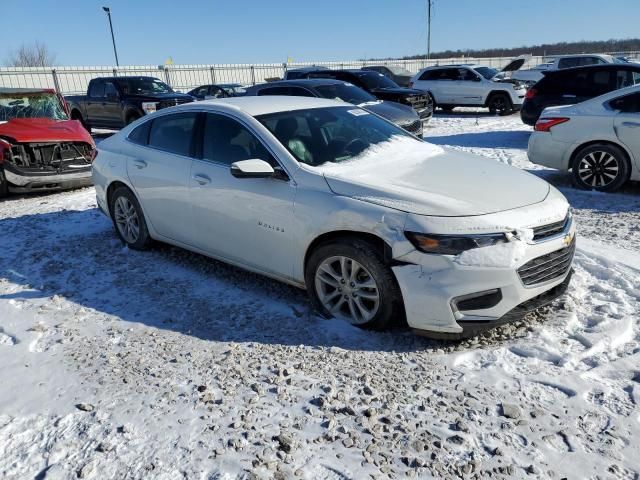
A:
[410, 65, 527, 114]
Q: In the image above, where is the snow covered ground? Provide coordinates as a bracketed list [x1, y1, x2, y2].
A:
[1, 112, 639, 479]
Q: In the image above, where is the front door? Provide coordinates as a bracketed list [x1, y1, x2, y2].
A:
[126, 112, 198, 245]
[453, 68, 484, 105]
[189, 112, 296, 279]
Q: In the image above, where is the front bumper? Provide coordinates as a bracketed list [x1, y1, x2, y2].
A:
[4, 165, 93, 193]
[392, 218, 576, 337]
[413, 269, 573, 339]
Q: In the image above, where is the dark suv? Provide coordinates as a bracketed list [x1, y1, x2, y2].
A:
[299, 69, 433, 121]
[521, 64, 640, 125]
[361, 65, 414, 87]
[245, 79, 426, 135]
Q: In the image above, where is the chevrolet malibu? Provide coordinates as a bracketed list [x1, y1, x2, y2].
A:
[93, 97, 575, 339]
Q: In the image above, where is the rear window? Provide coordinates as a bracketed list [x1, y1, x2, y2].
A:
[128, 121, 151, 145]
[148, 113, 197, 156]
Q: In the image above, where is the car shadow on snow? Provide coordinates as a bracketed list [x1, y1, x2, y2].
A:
[427, 130, 531, 149]
[0, 207, 444, 353]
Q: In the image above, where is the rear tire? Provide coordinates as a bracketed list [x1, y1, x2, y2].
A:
[571, 143, 630, 192]
[126, 112, 141, 125]
[109, 186, 152, 250]
[305, 238, 403, 330]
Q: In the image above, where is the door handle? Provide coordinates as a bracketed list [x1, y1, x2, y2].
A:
[132, 159, 147, 169]
[622, 121, 640, 128]
[562, 94, 577, 98]
[192, 174, 211, 185]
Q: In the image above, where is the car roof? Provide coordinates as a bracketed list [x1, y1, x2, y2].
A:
[554, 53, 613, 59]
[421, 64, 482, 70]
[177, 96, 345, 116]
[0, 87, 57, 94]
[544, 63, 640, 76]
[254, 79, 349, 88]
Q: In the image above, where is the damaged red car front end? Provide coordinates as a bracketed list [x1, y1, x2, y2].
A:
[0, 88, 95, 197]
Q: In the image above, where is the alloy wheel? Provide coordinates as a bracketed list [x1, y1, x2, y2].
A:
[314, 255, 380, 325]
[490, 96, 508, 114]
[113, 196, 140, 244]
[577, 151, 620, 188]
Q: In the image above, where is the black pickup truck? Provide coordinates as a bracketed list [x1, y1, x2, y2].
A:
[66, 76, 193, 130]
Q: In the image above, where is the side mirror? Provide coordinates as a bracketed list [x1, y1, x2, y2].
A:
[230, 159, 275, 179]
[473, 76, 482, 82]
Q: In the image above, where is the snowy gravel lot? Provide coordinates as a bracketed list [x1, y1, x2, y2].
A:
[1, 112, 639, 480]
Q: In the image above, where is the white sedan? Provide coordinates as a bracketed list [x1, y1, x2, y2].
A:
[528, 85, 640, 192]
[93, 97, 575, 339]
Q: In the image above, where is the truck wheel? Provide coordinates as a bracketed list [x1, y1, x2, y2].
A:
[488, 94, 513, 115]
[305, 238, 404, 331]
[571, 143, 630, 192]
[71, 110, 90, 132]
[126, 112, 141, 125]
[0, 167, 8, 198]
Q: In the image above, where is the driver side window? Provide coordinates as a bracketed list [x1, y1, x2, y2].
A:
[202, 113, 275, 166]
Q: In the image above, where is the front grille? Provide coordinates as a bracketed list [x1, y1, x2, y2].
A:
[402, 119, 423, 134]
[407, 94, 429, 110]
[157, 98, 193, 110]
[532, 214, 570, 241]
[517, 239, 575, 286]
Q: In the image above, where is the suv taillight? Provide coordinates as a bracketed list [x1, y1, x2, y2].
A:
[525, 88, 537, 100]
[534, 117, 570, 132]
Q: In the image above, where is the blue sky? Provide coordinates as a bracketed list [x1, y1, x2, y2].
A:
[2, 0, 639, 66]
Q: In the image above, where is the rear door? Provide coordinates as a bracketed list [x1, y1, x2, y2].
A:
[126, 112, 198, 245]
[613, 92, 640, 170]
[103, 81, 123, 127]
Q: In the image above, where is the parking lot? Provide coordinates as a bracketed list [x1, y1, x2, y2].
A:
[1, 111, 639, 479]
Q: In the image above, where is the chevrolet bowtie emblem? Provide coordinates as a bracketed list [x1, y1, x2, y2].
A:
[562, 232, 574, 247]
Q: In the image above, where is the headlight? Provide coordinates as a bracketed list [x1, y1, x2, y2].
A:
[405, 232, 508, 255]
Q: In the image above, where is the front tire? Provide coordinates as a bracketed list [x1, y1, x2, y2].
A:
[571, 144, 630, 192]
[305, 238, 403, 330]
[0, 167, 8, 198]
[487, 93, 513, 115]
[109, 186, 152, 249]
[126, 112, 141, 125]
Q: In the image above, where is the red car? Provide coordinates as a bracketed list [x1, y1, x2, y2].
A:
[0, 88, 96, 197]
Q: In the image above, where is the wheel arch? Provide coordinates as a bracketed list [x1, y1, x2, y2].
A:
[484, 90, 511, 106]
[303, 230, 393, 279]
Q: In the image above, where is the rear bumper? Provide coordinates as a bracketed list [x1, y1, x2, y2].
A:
[4, 165, 93, 192]
[527, 133, 572, 170]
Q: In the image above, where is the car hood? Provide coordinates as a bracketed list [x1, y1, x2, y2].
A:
[360, 101, 418, 125]
[0, 118, 93, 144]
[370, 86, 425, 97]
[500, 55, 531, 73]
[128, 92, 194, 102]
[317, 137, 550, 217]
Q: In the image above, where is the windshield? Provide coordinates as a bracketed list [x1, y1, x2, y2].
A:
[357, 72, 400, 90]
[257, 106, 416, 166]
[221, 84, 246, 95]
[116, 78, 174, 95]
[0, 91, 68, 121]
[474, 67, 499, 79]
[314, 83, 377, 105]
[387, 66, 413, 76]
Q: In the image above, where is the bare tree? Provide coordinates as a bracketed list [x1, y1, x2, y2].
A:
[6, 41, 56, 67]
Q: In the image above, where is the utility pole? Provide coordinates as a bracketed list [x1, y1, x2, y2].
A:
[427, 0, 434, 60]
[102, 6, 120, 66]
